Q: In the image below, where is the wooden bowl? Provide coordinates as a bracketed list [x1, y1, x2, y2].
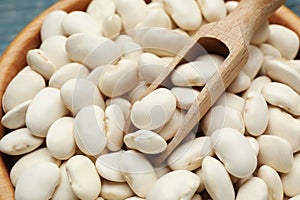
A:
[0, 0, 299, 199]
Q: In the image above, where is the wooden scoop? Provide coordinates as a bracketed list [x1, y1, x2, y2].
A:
[148, 0, 286, 165]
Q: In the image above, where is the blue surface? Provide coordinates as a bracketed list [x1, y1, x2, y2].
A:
[0, 0, 299, 56]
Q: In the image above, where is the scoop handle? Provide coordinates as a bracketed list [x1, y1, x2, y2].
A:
[225, 0, 286, 43]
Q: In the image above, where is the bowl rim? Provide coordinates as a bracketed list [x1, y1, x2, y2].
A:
[0, 0, 299, 199]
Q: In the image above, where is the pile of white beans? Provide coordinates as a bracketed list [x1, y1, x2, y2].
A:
[0, 0, 300, 199]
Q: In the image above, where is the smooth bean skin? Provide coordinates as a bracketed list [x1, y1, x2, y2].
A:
[49, 62, 89, 89]
[46, 117, 76, 160]
[10, 148, 61, 186]
[266, 107, 300, 152]
[2, 67, 45, 113]
[66, 155, 101, 200]
[1, 100, 31, 129]
[267, 24, 299, 60]
[124, 130, 167, 154]
[202, 156, 235, 200]
[167, 137, 213, 171]
[52, 163, 78, 200]
[257, 135, 293, 173]
[96, 151, 126, 182]
[211, 128, 257, 178]
[119, 150, 158, 198]
[243, 91, 269, 136]
[41, 10, 67, 41]
[26, 49, 56, 80]
[40, 36, 70, 68]
[257, 165, 283, 200]
[131, 88, 176, 130]
[163, 0, 202, 30]
[236, 177, 268, 200]
[201, 105, 245, 136]
[26, 87, 68, 137]
[15, 162, 60, 200]
[146, 170, 200, 200]
[60, 78, 105, 114]
[74, 105, 107, 156]
[0, 128, 43, 156]
[281, 153, 300, 197]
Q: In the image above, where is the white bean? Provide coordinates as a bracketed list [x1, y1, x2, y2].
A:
[214, 92, 245, 114]
[135, 28, 190, 57]
[225, 1, 239, 13]
[66, 33, 121, 70]
[66, 155, 101, 200]
[266, 107, 300, 152]
[40, 36, 70, 68]
[136, 5, 172, 29]
[74, 105, 106, 156]
[242, 45, 264, 80]
[167, 137, 213, 171]
[236, 177, 268, 200]
[127, 81, 149, 104]
[198, 0, 226, 22]
[267, 24, 299, 60]
[157, 109, 184, 141]
[163, 0, 202, 30]
[100, 180, 134, 200]
[119, 150, 158, 197]
[2, 67, 45, 113]
[26, 87, 68, 137]
[124, 130, 167, 154]
[258, 43, 282, 58]
[242, 76, 271, 98]
[103, 14, 122, 39]
[1, 100, 30, 129]
[146, 170, 200, 200]
[86, 66, 106, 86]
[281, 153, 300, 197]
[98, 59, 139, 97]
[10, 148, 60, 186]
[46, 117, 76, 160]
[15, 162, 60, 200]
[262, 82, 300, 116]
[131, 88, 176, 130]
[106, 97, 132, 120]
[114, 0, 147, 31]
[96, 150, 126, 182]
[257, 165, 283, 200]
[201, 105, 245, 136]
[263, 58, 300, 94]
[138, 53, 170, 84]
[257, 135, 293, 173]
[26, 49, 56, 80]
[246, 136, 259, 156]
[41, 10, 67, 41]
[86, 0, 116, 26]
[171, 87, 200, 110]
[52, 163, 78, 200]
[227, 71, 251, 94]
[115, 34, 143, 64]
[172, 55, 224, 87]
[0, 128, 43, 155]
[211, 128, 257, 178]
[105, 104, 126, 151]
[60, 78, 105, 114]
[243, 91, 269, 136]
[62, 11, 101, 35]
[202, 156, 235, 200]
[49, 62, 89, 89]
